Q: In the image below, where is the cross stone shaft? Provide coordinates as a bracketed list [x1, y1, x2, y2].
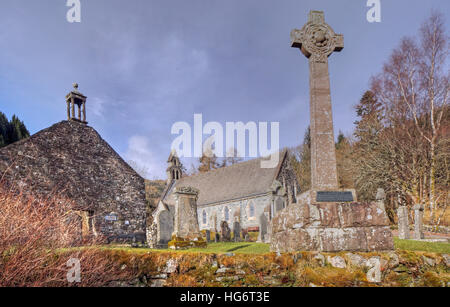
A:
[291, 11, 343, 191]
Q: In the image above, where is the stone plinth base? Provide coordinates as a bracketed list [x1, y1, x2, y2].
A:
[168, 236, 207, 250]
[270, 193, 394, 253]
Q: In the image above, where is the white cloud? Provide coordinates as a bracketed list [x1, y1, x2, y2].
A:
[152, 34, 209, 100]
[124, 135, 165, 179]
[89, 97, 106, 118]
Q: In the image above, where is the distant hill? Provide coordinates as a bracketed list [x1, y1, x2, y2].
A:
[145, 179, 166, 208]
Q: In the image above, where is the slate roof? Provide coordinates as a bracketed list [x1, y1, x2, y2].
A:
[162, 151, 287, 207]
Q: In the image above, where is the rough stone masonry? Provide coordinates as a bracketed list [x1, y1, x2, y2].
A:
[0, 84, 148, 242]
[270, 11, 394, 253]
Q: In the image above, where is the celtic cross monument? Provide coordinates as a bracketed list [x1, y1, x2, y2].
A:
[291, 10, 343, 192]
[270, 11, 394, 253]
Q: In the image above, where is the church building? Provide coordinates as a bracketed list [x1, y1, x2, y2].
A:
[0, 84, 148, 242]
[148, 150, 300, 247]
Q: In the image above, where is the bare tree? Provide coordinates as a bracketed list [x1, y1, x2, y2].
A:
[368, 12, 449, 223]
[127, 160, 149, 179]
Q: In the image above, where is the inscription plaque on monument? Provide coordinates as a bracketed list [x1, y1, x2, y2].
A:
[316, 191, 354, 203]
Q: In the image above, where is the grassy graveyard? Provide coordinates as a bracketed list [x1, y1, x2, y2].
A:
[98, 237, 449, 255]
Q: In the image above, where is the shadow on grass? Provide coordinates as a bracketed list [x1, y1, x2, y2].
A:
[226, 244, 252, 252]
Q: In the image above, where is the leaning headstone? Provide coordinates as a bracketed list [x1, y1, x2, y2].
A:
[233, 221, 241, 242]
[397, 206, 410, 240]
[220, 221, 231, 242]
[168, 187, 207, 249]
[413, 204, 425, 240]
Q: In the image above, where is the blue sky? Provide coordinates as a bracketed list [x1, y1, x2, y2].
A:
[0, 0, 449, 179]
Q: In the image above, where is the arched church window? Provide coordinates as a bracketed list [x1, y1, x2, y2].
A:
[249, 202, 255, 218]
[224, 207, 229, 221]
[202, 210, 207, 225]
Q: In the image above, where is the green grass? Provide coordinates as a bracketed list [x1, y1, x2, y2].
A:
[105, 242, 271, 255]
[394, 238, 450, 254]
[82, 238, 449, 255]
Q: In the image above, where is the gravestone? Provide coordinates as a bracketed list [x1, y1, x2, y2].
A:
[270, 11, 394, 253]
[158, 210, 173, 246]
[220, 221, 231, 242]
[233, 221, 241, 242]
[413, 204, 425, 240]
[397, 206, 410, 240]
[205, 229, 211, 243]
[244, 233, 251, 242]
[258, 212, 269, 243]
[375, 188, 386, 211]
[215, 232, 220, 243]
[168, 187, 207, 249]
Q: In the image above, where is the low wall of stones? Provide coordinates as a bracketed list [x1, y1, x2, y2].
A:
[102, 250, 449, 287]
[271, 201, 394, 253]
[424, 225, 450, 235]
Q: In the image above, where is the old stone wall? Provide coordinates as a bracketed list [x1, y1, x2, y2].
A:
[102, 249, 450, 287]
[0, 120, 148, 241]
[271, 197, 394, 252]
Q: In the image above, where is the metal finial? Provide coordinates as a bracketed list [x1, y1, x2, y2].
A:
[73, 83, 79, 90]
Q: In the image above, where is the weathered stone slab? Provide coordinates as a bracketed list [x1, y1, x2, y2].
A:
[319, 227, 368, 252]
[365, 226, 394, 251]
[270, 200, 394, 252]
[413, 204, 425, 240]
[169, 187, 206, 249]
[220, 221, 231, 242]
[316, 203, 341, 228]
[340, 202, 389, 228]
[397, 206, 410, 239]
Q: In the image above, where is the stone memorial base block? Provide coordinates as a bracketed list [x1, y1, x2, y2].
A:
[168, 186, 207, 250]
[271, 191, 394, 253]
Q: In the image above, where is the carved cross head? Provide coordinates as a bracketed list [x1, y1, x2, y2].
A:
[291, 11, 344, 62]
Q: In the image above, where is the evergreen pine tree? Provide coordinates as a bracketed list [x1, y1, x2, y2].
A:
[0, 112, 30, 148]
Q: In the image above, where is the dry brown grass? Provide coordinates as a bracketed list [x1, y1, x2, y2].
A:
[0, 183, 127, 287]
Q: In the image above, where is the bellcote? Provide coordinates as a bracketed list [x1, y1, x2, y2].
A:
[167, 150, 182, 182]
[66, 83, 88, 124]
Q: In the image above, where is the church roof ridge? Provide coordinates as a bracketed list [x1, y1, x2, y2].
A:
[161, 150, 288, 207]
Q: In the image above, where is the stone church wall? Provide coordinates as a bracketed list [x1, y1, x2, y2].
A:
[197, 194, 272, 231]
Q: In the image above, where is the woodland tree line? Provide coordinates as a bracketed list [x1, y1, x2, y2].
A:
[0, 112, 29, 148]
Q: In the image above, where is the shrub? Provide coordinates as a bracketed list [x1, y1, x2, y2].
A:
[0, 183, 126, 286]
